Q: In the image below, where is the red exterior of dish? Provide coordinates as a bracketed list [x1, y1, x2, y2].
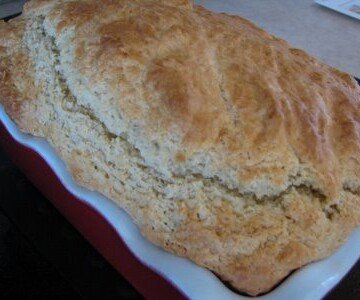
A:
[0, 121, 186, 300]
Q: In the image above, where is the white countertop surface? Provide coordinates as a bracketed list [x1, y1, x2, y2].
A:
[196, 0, 360, 78]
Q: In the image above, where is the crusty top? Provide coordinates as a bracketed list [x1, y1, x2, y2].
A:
[1, 0, 360, 295]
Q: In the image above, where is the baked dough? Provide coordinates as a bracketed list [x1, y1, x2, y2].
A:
[1, 0, 359, 295]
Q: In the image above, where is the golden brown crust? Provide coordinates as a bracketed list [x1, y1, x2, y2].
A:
[0, 19, 38, 130]
[1, 0, 360, 295]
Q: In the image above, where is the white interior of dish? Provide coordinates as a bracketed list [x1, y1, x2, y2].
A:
[1, 104, 359, 300]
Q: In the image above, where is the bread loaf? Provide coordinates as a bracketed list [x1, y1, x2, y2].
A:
[1, 0, 359, 295]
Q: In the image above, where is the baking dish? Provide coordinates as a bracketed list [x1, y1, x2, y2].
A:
[1, 101, 360, 300]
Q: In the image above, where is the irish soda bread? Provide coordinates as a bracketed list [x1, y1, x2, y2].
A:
[1, 0, 359, 295]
